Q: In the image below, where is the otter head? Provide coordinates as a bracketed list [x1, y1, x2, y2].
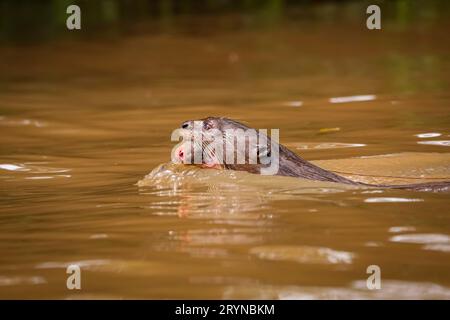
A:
[172, 117, 279, 175]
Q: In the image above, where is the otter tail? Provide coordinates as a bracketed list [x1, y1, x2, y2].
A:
[372, 181, 450, 192]
[329, 170, 450, 192]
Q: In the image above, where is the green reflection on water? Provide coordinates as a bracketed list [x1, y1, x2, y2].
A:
[1, 0, 449, 43]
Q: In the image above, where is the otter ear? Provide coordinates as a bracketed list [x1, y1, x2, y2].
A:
[203, 119, 214, 130]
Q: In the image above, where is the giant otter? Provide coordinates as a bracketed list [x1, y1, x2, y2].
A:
[173, 117, 450, 192]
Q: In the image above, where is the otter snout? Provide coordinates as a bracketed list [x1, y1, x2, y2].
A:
[172, 144, 186, 164]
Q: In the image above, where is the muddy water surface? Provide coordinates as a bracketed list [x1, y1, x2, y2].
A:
[1, 17, 450, 299]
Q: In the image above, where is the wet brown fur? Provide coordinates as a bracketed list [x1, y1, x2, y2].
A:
[180, 117, 450, 192]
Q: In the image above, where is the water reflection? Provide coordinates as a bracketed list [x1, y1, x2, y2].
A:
[415, 132, 442, 138]
[388, 226, 416, 233]
[35, 260, 111, 270]
[364, 197, 423, 203]
[0, 276, 47, 287]
[329, 95, 376, 104]
[417, 140, 450, 146]
[390, 233, 450, 244]
[0, 163, 70, 174]
[0, 163, 71, 181]
[222, 281, 450, 299]
[289, 142, 366, 150]
[250, 246, 354, 264]
[283, 101, 303, 107]
[138, 162, 353, 219]
[0, 116, 46, 127]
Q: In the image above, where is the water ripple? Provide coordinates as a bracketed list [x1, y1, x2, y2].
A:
[291, 142, 366, 150]
[0, 276, 47, 287]
[415, 132, 442, 138]
[250, 245, 354, 264]
[390, 233, 450, 244]
[365, 197, 423, 203]
[329, 94, 376, 104]
[417, 140, 450, 146]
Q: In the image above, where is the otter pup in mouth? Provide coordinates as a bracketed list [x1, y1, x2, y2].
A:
[172, 116, 450, 192]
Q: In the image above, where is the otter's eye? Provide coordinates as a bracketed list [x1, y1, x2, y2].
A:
[181, 121, 192, 129]
[203, 121, 213, 130]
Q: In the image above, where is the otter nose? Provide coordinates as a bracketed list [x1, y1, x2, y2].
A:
[181, 121, 192, 129]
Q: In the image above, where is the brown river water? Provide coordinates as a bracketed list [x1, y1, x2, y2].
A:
[1, 15, 450, 299]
